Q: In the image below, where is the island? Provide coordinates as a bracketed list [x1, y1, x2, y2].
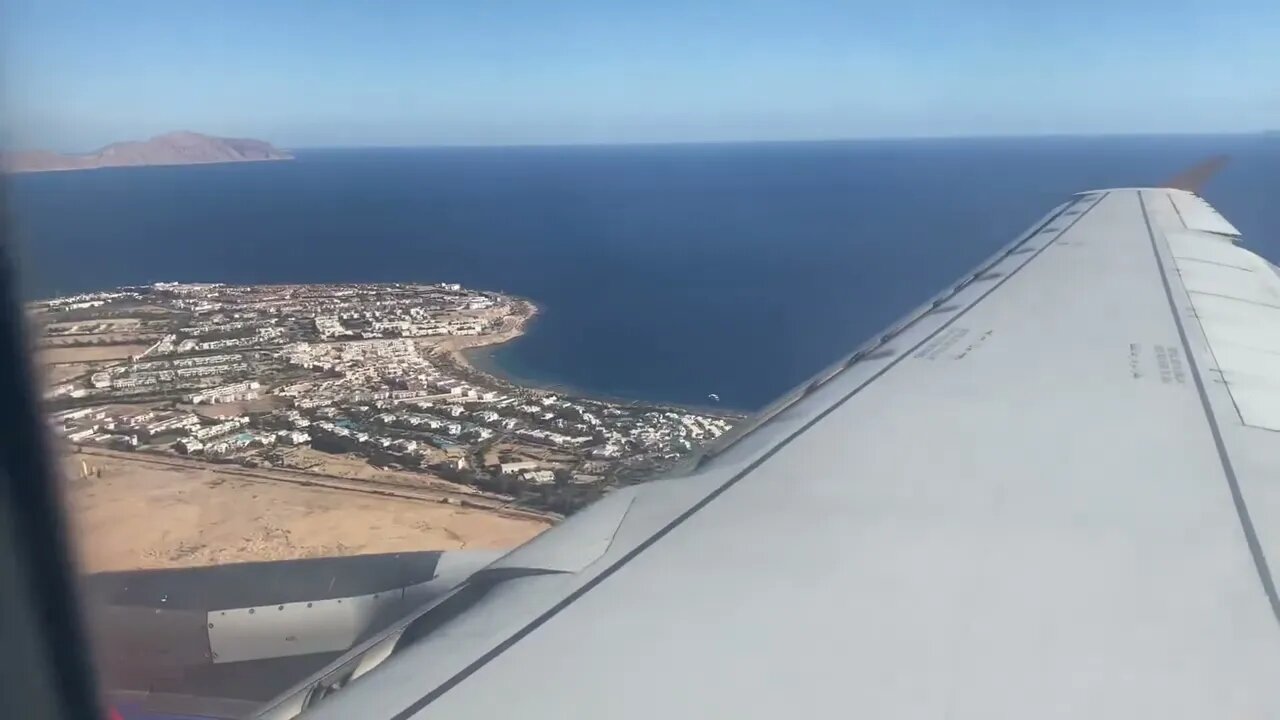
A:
[32, 282, 739, 571]
[3, 131, 292, 173]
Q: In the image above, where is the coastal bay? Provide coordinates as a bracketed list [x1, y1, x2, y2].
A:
[11, 136, 1280, 411]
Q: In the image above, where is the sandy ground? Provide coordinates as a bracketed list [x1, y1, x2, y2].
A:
[282, 448, 455, 487]
[41, 361, 108, 384]
[61, 451, 550, 573]
[483, 441, 579, 469]
[43, 318, 143, 333]
[42, 333, 157, 346]
[40, 344, 149, 364]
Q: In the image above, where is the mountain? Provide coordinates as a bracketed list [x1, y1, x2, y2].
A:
[3, 131, 293, 173]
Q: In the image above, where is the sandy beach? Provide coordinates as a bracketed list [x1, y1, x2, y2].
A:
[425, 298, 541, 393]
[439, 299, 746, 419]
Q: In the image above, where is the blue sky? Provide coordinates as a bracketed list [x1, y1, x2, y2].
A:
[2, 0, 1276, 151]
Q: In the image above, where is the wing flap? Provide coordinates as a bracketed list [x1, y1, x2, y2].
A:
[1192, 293, 1280, 356]
[1167, 230, 1251, 267]
[1169, 214, 1280, 430]
[1168, 188, 1242, 236]
[1181, 263, 1280, 306]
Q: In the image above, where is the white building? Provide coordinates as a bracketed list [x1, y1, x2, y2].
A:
[191, 417, 249, 440]
[521, 470, 556, 485]
[276, 430, 311, 446]
[186, 381, 261, 405]
[498, 460, 541, 474]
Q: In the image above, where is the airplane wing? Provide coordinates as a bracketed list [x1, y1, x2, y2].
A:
[256, 186, 1280, 719]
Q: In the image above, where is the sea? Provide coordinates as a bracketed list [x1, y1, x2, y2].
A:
[8, 135, 1280, 411]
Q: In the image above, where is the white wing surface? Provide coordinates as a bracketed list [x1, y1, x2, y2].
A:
[264, 188, 1280, 720]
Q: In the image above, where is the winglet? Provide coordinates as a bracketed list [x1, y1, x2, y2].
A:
[1164, 155, 1230, 193]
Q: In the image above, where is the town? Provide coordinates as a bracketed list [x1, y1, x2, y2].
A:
[34, 282, 736, 514]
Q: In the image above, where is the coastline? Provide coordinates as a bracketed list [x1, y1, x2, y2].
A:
[436, 297, 746, 420]
[4, 156, 294, 175]
[429, 297, 540, 380]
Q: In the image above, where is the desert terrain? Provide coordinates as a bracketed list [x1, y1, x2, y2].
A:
[61, 449, 551, 573]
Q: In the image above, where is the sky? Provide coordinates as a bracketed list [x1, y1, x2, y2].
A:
[1, 0, 1277, 151]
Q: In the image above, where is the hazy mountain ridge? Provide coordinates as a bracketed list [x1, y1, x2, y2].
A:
[3, 131, 292, 173]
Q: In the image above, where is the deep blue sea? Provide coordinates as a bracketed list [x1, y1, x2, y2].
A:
[8, 136, 1280, 410]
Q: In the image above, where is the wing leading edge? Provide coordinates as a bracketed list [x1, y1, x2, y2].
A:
[264, 188, 1280, 720]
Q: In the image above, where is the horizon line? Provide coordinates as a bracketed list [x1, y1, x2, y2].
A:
[9, 128, 1269, 156]
[284, 129, 1270, 152]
